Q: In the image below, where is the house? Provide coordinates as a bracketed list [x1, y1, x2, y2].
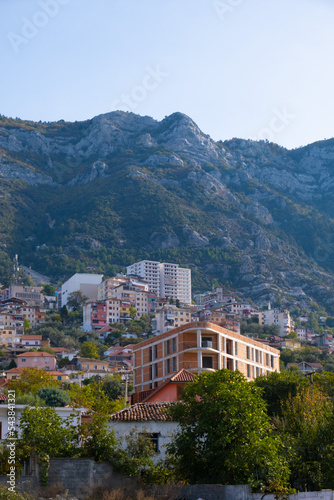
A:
[16, 352, 57, 370]
[50, 347, 78, 361]
[71, 357, 110, 372]
[131, 368, 194, 404]
[109, 402, 179, 462]
[287, 361, 323, 374]
[6, 367, 26, 380]
[0, 405, 85, 440]
[48, 371, 70, 382]
[277, 338, 301, 350]
[133, 321, 280, 392]
[21, 335, 42, 348]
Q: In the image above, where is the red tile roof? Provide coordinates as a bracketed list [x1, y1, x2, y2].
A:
[170, 368, 195, 383]
[21, 335, 42, 341]
[16, 352, 56, 358]
[110, 402, 177, 422]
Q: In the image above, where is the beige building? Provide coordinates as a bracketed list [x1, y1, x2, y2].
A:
[133, 322, 280, 392]
[262, 308, 293, 337]
[153, 305, 195, 335]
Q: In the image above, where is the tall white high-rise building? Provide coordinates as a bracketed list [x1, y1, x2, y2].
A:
[126, 260, 191, 304]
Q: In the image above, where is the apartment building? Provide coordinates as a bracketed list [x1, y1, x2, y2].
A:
[61, 273, 103, 308]
[153, 305, 195, 335]
[126, 260, 191, 304]
[262, 308, 294, 337]
[1, 284, 44, 308]
[97, 275, 149, 301]
[133, 321, 280, 392]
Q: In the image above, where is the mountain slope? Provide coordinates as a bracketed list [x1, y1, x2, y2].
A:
[1, 111, 334, 311]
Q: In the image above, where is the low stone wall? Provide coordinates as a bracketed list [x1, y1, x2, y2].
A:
[48, 458, 138, 497]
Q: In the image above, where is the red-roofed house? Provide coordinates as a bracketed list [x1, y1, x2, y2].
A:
[21, 335, 42, 348]
[131, 369, 194, 404]
[16, 352, 56, 370]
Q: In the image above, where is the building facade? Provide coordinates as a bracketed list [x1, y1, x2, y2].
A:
[126, 260, 191, 304]
[61, 273, 103, 309]
[133, 322, 280, 392]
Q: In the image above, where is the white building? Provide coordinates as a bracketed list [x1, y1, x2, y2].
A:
[153, 305, 196, 335]
[126, 260, 191, 304]
[262, 308, 293, 337]
[61, 273, 103, 309]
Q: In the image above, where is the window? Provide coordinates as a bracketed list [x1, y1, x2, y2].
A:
[154, 345, 158, 359]
[154, 363, 158, 378]
[255, 350, 259, 363]
[33, 357, 37, 362]
[266, 353, 269, 366]
[166, 340, 170, 355]
[247, 364, 251, 378]
[166, 358, 171, 374]
[235, 342, 238, 355]
[172, 337, 176, 353]
[172, 357, 177, 371]
[202, 356, 213, 369]
[149, 347, 152, 362]
[271, 355, 274, 368]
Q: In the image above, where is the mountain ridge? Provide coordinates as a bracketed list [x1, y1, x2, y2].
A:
[0, 111, 334, 312]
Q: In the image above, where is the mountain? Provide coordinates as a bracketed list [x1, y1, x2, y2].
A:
[1, 111, 334, 311]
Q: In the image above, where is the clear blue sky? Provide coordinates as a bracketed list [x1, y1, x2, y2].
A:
[1, 0, 333, 149]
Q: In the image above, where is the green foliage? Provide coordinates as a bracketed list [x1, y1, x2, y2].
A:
[79, 340, 100, 359]
[23, 318, 31, 333]
[15, 393, 46, 406]
[80, 413, 116, 462]
[275, 387, 334, 491]
[67, 290, 88, 312]
[7, 367, 60, 394]
[41, 283, 56, 296]
[167, 370, 290, 492]
[0, 486, 34, 500]
[36, 387, 71, 407]
[253, 370, 310, 417]
[110, 428, 155, 477]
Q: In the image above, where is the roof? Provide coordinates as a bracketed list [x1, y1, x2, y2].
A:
[21, 335, 42, 341]
[6, 367, 25, 373]
[136, 369, 194, 404]
[0, 394, 8, 401]
[76, 357, 106, 363]
[48, 371, 68, 376]
[50, 347, 70, 353]
[170, 368, 195, 383]
[16, 352, 56, 358]
[110, 402, 177, 422]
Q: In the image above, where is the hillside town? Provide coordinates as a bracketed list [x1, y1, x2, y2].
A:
[1, 257, 334, 497]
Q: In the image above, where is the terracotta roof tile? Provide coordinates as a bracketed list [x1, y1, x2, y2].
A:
[170, 368, 195, 383]
[16, 352, 55, 358]
[110, 402, 178, 422]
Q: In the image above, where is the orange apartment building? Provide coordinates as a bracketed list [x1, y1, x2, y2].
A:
[133, 321, 280, 392]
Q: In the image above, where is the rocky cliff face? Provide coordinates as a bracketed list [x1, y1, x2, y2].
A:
[1, 112, 334, 311]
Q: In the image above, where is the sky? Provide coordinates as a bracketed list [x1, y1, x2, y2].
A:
[1, 0, 334, 149]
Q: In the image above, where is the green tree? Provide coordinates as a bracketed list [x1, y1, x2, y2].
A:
[276, 386, 334, 491]
[79, 340, 99, 359]
[36, 387, 71, 407]
[7, 367, 59, 394]
[253, 370, 310, 417]
[41, 283, 56, 296]
[129, 306, 137, 320]
[167, 370, 290, 493]
[23, 318, 31, 333]
[67, 290, 88, 312]
[102, 374, 124, 400]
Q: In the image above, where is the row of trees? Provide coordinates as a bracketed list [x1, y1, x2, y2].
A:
[6, 367, 334, 494]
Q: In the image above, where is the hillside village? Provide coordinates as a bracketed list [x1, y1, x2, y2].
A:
[2, 257, 334, 497]
[1, 257, 333, 388]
